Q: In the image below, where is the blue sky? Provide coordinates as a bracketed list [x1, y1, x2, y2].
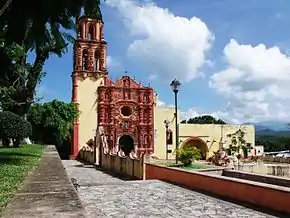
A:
[33, 0, 290, 124]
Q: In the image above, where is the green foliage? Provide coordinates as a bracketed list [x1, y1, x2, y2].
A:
[0, 111, 32, 147]
[28, 100, 79, 146]
[256, 135, 290, 152]
[0, 144, 43, 214]
[0, 0, 103, 115]
[183, 115, 227, 124]
[176, 146, 201, 166]
[227, 129, 252, 159]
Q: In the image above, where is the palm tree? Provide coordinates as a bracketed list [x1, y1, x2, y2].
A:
[0, 0, 103, 116]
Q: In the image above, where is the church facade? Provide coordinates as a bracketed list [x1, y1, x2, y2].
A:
[71, 16, 256, 161]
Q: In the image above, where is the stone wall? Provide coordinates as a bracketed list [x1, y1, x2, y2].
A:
[241, 162, 290, 178]
[78, 148, 95, 164]
[145, 163, 290, 214]
[222, 170, 290, 187]
[259, 156, 290, 164]
[100, 152, 145, 179]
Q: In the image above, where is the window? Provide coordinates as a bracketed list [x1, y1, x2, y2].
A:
[121, 106, 132, 117]
[82, 49, 89, 71]
[88, 24, 95, 40]
[167, 131, 173, 145]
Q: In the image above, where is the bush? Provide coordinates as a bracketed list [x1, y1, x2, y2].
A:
[0, 111, 32, 147]
[176, 146, 201, 166]
[27, 100, 79, 147]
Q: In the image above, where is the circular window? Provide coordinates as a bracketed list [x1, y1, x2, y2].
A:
[121, 106, 132, 117]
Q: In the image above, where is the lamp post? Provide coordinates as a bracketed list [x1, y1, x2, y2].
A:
[170, 79, 181, 164]
[164, 119, 170, 160]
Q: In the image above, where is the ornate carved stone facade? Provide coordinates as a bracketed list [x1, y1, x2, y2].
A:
[98, 76, 154, 156]
[71, 16, 154, 158]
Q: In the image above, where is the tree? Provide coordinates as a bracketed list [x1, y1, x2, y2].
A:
[227, 129, 252, 161]
[0, 111, 32, 147]
[183, 115, 227, 124]
[27, 100, 79, 146]
[256, 135, 290, 152]
[0, 0, 103, 116]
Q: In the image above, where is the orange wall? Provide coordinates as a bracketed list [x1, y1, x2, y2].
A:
[145, 163, 290, 214]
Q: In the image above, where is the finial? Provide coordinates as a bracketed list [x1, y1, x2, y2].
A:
[133, 77, 136, 80]
[148, 82, 151, 87]
[124, 70, 128, 76]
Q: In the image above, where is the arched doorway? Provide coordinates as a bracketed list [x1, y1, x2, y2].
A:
[180, 137, 209, 160]
[119, 135, 134, 155]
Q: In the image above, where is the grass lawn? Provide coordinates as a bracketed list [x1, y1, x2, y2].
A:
[0, 144, 44, 214]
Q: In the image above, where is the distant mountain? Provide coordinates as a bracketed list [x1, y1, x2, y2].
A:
[243, 121, 290, 137]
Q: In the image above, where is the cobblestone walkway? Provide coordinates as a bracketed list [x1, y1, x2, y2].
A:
[62, 160, 276, 218]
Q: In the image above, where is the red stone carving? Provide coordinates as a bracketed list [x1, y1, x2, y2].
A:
[98, 76, 154, 155]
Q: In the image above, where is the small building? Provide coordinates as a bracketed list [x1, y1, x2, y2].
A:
[255, 145, 264, 156]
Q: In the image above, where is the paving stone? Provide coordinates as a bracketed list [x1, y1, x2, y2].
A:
[63, 160, 277, 218]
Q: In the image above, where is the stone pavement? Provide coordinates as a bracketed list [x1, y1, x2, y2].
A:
[2, 146, 86, 218]
[63, 160, 277, 218]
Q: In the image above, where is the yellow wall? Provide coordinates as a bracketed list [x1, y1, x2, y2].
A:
[178, 124, 255, 157]
[77, 76, 104, 163]
[154, 103, 255, 159]
[153, 106, 180, 159]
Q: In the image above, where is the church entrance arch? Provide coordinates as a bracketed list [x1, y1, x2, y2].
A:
[119, 135, 134, 156]
[180, 137, 209, 160]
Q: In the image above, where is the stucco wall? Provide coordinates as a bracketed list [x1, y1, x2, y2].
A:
[179, 124, 255, 157]
[77, 76, 104, 161]
[153, 104, 255, 159]
[154, 106, 180, 159]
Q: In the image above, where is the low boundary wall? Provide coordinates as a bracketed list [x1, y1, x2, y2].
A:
[3, 145, 86, 217]
[145, 163, 290, 214]
[100, 152, 144, 179]
[78, 147, 144, 179]
[223, 170, 290, 188]
[78, 148, 95, 164]
[259, 156, 290, 164]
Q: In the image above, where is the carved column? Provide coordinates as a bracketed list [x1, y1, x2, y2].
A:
[71, 74, 79, 159]
[99, 43, 107, 72]
[74, 47, 82, 71]
[88, 49, 94, 71]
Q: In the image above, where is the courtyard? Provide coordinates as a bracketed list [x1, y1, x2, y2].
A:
[63, 160, 276, 217]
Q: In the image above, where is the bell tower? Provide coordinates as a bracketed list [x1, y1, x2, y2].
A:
[71, 16, 107, 159]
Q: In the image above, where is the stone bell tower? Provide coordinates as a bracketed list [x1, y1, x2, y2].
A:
[71, 16, 107, 159]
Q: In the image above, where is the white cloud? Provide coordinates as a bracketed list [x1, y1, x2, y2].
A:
[210, 39, 290, 123]
[106, 55, 122, 71]
[148, 73, 158, 81]
[157, 99, 165, 106]
[106, 0, 213, 82]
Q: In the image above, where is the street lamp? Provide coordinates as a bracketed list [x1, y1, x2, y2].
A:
[164, 119, 170, 160]
[170, 79, 181, 164]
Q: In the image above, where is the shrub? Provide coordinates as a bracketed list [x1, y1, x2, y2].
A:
[176, 146, 201, 166]
[0, 111, 32, 147]
[27, 100, 79, 147]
